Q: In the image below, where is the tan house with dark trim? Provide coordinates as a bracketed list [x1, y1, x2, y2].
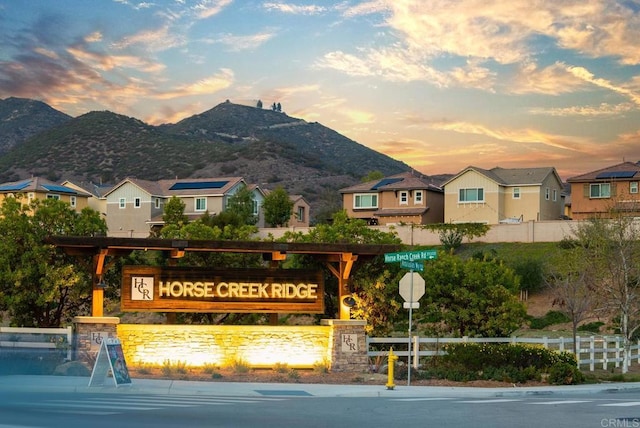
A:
[339, 172, 444, 225]
[566, 161, 640, 220]
[0, 177, 91, 212]
[442, 166, 564, 224]
[289, 195, 311, 227]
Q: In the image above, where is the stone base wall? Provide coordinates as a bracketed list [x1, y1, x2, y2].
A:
[116, 324, 333, 369]
[322, 319, 369, 372]
[72, 316, 119, 365]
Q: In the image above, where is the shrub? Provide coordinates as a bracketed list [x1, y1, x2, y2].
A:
[548, 362, 584, 385]
[577, 321, 604, 333]
[529, 311, 571, 329]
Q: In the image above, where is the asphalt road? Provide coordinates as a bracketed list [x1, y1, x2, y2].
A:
[2, 389, 640, 428]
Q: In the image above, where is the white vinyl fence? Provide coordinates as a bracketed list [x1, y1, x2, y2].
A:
[0, 326, 73, 361]
[367, 335, 640, 372]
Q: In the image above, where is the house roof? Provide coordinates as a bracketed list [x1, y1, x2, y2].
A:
[339, 172, 442, 194]
[61, 180, 114, 198]
[375, 207, 429, 217]
[104, 176, 245, 198]
[443, 166, 561, 187]
[0, 177, 91, 197]
[566, 162, 640, 183]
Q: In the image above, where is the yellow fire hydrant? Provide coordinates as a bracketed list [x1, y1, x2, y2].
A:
[386, 347, 398, 390]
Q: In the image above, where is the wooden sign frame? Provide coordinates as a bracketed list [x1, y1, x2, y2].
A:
[121, 266, 325, 313]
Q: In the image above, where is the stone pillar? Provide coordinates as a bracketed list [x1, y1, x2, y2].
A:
[321, 319, 368, 372]
[73, 316, 120, 366]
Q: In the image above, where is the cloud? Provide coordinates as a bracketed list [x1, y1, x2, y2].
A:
[263, 2, 327, 14]
[507, 61, 588, 95]
[212, 31, 276, 51]
[529, 102, 635, 117]
[427, 120, 586, 152]
[566, 65, 640, 106]
[192, 0, 233, 19]
[111, 25, 186, 52]
[155, 69, 234, 100]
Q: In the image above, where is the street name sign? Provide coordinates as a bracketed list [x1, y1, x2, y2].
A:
[384, 249, 437, 263]
[400, 260, 424, 272]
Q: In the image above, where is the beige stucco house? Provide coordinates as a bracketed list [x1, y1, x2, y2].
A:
[0, 177, 91, 212]
[442, 166, 565, 224]
[103, 177, 265, 237]
[566, 161, 640, 220]
[339, 172, 444, 225]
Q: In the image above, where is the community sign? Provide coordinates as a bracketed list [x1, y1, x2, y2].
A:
[121, 266, 324, 313]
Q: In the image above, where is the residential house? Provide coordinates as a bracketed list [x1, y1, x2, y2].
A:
[104, 177, 265, 237]
[61, 180, 112, 216]
[0, 177, 92, 212]
[442, 166, 564, 224]
[566, 161, 640, 220]
[339, 172, 444, 225]
[289, 195, 310, 227]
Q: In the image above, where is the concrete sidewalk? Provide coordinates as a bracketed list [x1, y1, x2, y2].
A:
[1, 375, 639, 398]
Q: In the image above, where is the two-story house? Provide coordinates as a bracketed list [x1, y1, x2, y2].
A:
[443, 166, 564, 224]
[566, 161, 640, 220]
[0, 177, 92, 212]
[339, 172, 444, 225]
[103, 177, 266, 237]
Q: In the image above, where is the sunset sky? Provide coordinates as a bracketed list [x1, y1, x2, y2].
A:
[1, 0, 639, 179]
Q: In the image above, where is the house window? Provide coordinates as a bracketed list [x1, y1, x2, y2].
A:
[119, 198, 126, 209]
[354, 194, 378, 209]
[590, 183, 610, 198]
[553, 189, 557, 202]
[513, 187, 520, 199]
[28, 192, 35, 201]
[155, 198, 160, 209]
[252, 200, 259, 216]
[414, 190, 423, 204]
[631, 182, 638, 194]
[545, 188, 550, 200]
[70, 196, 76, 208]
[459, 188, 484, 202]
[47, 194, 60, 200]
[399, 191, 408, 205]
[134, 197, 141, 208]
[195, 197, 207, 211]
[297, 206, 305, 222]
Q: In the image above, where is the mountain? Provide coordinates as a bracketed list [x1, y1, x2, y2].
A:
[0, 100, 427, 221]
[0, 97, 71, 154]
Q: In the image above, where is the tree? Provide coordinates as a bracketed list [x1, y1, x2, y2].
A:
[572, 214, 640, 373]
[546, 248, 596, 355]
[256, 99, 263, 109]
[419, 252, 527, 337]
[282, 211, 403, 328]
[263, 187, 294, 227]
[0, 197, 107, 327]
[422, 223, 490, 251]
[361, 171, 385, 182]
[276, 102, 282, 112]
[225, 186, 258, 226]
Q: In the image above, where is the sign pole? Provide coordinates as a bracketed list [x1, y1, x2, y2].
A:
[408, 269, 413, 386]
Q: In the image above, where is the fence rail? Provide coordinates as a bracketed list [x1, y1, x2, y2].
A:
[367, 335, 640, 372]
[0, 326, 73, 361]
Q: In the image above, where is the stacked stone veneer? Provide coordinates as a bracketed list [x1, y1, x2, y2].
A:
[114, 321, 368, 372]
[322, 319, 369, 372]
[73, 316, 119, 363]
[116, 324, 334, 369]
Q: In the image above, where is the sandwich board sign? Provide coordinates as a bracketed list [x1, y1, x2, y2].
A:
[89, 337, 132, 387]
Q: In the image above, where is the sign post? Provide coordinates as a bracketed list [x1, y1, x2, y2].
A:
[385, 249, 437, 386]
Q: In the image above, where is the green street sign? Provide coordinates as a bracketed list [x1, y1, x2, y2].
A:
[384, 249, 437, 263]
[400, 260, 424, 272]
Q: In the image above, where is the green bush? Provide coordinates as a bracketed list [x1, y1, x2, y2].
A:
[529, 311, 571, 329]
[577, 321, 604, 333]
[548, 362, 584, 385]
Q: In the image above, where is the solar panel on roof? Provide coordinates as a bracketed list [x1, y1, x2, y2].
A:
[169, 181, 229, 190]
[42, 184, 76, 194]
[371, 178, 403, 190]
[0, 181, 30, 191]
[595, 171, 637, 179]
